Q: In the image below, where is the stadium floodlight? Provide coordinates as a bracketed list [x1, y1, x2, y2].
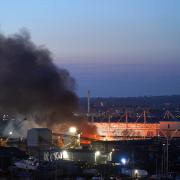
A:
[69, 126, 77, 134]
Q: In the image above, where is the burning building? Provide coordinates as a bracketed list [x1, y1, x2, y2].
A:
[90, 120, 180, 141]
[93, 122, 159, 140]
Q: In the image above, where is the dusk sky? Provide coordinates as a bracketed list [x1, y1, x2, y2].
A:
[0, 0, 180, 97]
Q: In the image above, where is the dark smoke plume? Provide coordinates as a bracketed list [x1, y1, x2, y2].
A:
[0, 30, 78, 127]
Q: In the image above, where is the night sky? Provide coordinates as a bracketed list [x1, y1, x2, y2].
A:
[0, 0, 180, 97]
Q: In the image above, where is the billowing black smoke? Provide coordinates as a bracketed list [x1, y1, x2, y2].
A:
[0, 31, 78, 127]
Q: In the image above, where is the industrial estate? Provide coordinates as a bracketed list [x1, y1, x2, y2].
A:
[0, 95, 180, 179]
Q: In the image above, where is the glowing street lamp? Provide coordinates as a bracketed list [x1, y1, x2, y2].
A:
[95, 151, 100, 156]
[121, 157, 127, 165]
[69, 126, 77, 134]
[95, 151, 101, 163]
[9, 131, 13, 135]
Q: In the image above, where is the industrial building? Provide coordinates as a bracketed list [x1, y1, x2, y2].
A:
[91, 120, 180, 140]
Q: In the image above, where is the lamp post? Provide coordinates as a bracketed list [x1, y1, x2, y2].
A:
[166, 136, 169, 178]
[95, 151, 100, 163]
[161, 128, 178, 178]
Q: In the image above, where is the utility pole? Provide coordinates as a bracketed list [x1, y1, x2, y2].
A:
[161, 128, 178, 178]
[166, 136, 169, 178]
[125, 111, 128, 127]
[143, 110, 147, 124]
[87, 90, 90, 116]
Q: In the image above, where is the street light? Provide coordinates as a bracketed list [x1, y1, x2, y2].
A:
[9, 131, 13, 135]
[95, 151, 100, 156]
[69, 126, 77, 134]
[160, 128, 178, 178]
[121, 158, 127, 165]
[109, 151, 113, 161]
[95, 151, 101, 163]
